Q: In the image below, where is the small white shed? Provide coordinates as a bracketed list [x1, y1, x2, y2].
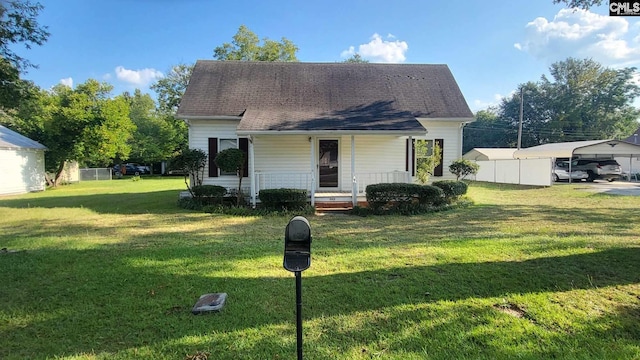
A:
[462, 148, 516, 161]
[0, 125, 47, 196]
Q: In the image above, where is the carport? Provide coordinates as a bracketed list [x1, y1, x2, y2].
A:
[513, 140, 640, 182]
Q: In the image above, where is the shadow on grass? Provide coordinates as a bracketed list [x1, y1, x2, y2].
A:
[0, 190, 186, 215]
[2, 247, 639, 359]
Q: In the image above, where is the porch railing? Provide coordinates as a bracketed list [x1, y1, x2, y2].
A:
[254, 171, 313, 196]
[252, 170, 408, 206]
[355, 171, 409, 193]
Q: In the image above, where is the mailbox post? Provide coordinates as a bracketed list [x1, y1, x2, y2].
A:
[283, 216, 311, 360]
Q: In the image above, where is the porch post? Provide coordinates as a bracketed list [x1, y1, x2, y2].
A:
[249, 136, 256, 208]
[407, 136, 413, 183]
[351, 135, 357, 207]
[310, 136, 315, 206]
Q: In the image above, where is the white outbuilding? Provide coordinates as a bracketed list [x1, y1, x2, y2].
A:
[0, 125, 47, 196]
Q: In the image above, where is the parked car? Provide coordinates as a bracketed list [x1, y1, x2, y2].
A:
[553, 161, 589, 182]
[113, 164, 141, 176]
[135, 165, 150, 174]
[570, 158, 622, 182]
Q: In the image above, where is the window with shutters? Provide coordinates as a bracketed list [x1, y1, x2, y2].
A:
[208, 137, 249, 178]
[219, 139, 238, 176]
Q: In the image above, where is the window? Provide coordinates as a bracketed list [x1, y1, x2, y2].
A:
[219, 138, 237, 176]
[409, 139, 444, 178]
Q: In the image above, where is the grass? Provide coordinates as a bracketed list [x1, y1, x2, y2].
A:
[1, 179, 639, 359]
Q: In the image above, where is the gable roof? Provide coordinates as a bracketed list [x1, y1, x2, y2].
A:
[177, 61, 473, 134]
[463, 148, 517, 161]
[0, 125, 47, 150]
[623, 126, 640, 144]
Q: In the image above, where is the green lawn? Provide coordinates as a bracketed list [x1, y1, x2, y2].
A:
[1, 178, 639, 359]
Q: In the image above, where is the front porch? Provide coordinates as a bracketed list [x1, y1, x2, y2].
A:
[251, 170, 408, 208]
[246, 134, 417, 208]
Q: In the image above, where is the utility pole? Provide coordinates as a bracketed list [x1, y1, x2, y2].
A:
[517, 87, 523, 150]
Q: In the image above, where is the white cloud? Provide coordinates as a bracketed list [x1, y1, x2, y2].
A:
[59, 77, 73, 88]
[114, 66, 163, 87]
[341, 33, 409, 63]
[472, 93, 506, 111]
[514, 9, 640, 66]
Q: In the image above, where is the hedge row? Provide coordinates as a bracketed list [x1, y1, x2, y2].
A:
[432, 180, 468, 200]
[258, 188, 308, 211]
[365, 181, 468, 214]
[190, 185, 228, 205]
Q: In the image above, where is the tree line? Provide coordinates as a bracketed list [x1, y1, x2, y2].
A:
[2, 0, 637, 186]
[464, 58, 640, 153]
[0, 0, 300, 186]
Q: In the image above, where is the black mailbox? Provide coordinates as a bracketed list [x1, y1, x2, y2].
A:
[283, 216, 311, 272]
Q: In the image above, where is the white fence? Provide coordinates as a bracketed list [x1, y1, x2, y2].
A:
[472, 159, 552, 186]
[80, 168, 113, 181]
[355, 171, 408, 193]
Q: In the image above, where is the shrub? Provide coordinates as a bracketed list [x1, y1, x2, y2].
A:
[366, 183, 445, 213]
[259, 188, 308, 211]
[449, 159, 479, 180]
[192, 185, 227, 198]
[177, 197, 202, 210]
[432, 180, 468, 201]
[190, 185, 227, 206]
[169, 148, 208, 191]
[419, 185, 446, 206]
[214, 148, 246, 206]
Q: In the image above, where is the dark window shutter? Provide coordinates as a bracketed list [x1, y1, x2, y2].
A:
[405, 139, 415, 176]
[434, 138, 444, 177]
[239, 138, 249, 177]
[208, 138, 218, 177]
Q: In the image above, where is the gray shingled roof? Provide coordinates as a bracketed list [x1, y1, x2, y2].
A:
[177, 61, 473, 133]
[0, 125, 47, 150]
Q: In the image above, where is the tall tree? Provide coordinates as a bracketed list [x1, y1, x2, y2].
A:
[151, 63, 193, 115]
[541, 58, 639, 142]
[498, 81, 556, 147]
[124, 89, 178, 170]
[552, 0, 602, 9]
[0, 0, 49, 110]
[213, 25, 299, 62]
[150, 63, 192, 155]
[343, 53, 369, 63]
[463, 108, 516, 153]
[0, 0, 49, 71]
[467, 58, 640, 150]
[150, 26, 300, 154]
[4, 79, 135, 185]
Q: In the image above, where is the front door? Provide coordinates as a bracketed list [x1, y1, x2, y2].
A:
[318, 139, 339, 188]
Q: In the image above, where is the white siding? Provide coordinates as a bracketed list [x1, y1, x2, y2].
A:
[417, 120, 464, 181]
[188, 118, 465, 191]
[340, 135, 406, 191]
[254, 135, 311, 173]
[0, 148, 46, 195]
[189, 120, 242, 189]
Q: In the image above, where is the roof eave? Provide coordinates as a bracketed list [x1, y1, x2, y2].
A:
[418, 117, 475, 123]
[236, 129, 428, 136]
[178, 115, 242, 121]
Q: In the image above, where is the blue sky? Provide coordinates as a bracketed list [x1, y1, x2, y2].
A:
[17, 0, 640, 112]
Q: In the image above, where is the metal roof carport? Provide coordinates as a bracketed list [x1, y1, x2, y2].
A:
[513, 140, 640, 183]
[513, 140, 640, 159]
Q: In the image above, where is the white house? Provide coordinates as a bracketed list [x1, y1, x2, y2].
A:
[0, 125, 47, 196]
[177, 61, 475, 207]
